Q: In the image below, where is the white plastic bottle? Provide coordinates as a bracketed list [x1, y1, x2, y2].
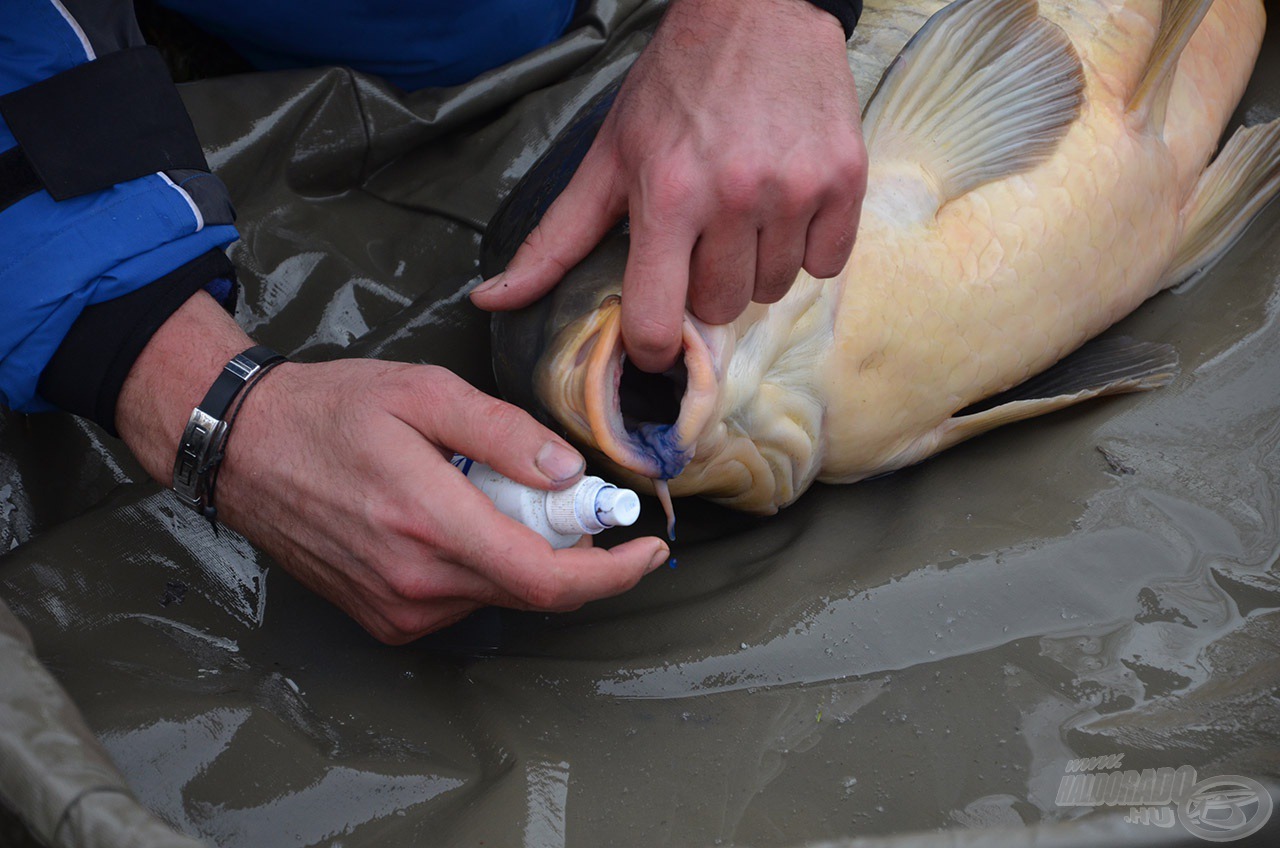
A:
[451, 455, 642, 549]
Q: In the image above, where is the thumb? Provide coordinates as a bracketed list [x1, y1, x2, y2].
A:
[471, 144, 626, 311]
[397, 368, 586, 491]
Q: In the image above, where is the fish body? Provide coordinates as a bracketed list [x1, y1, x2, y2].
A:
[490, 0, 1280, 514]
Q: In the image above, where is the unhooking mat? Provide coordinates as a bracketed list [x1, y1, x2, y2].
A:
[2, 2, 1280, 846]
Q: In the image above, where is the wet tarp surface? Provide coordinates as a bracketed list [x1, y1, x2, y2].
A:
[3, 1, 1280, 845]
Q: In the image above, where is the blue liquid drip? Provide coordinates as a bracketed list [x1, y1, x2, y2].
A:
[632, 426, 684, 573]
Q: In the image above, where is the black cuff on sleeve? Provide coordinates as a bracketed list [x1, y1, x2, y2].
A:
[0, 46, 209, 202]
[38, 250, 239, 437]
[799, 0, 861, 39]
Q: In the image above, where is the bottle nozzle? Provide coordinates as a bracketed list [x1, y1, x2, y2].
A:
[595, 487, 641, 528]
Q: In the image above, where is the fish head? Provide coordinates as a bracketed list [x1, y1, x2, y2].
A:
[492, 227, 835, 514]
[486, 80, 834, 513]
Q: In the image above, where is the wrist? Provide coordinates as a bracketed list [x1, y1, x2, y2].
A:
[116, 291, 256, 484]
[171, 345, 288, 521]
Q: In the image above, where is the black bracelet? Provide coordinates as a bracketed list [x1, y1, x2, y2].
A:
[172, 345, 287, 525]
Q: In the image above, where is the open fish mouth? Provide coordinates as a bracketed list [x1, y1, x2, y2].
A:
[539, 295, 724, 482]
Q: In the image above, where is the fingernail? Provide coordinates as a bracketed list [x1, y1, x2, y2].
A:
[536, 441, 585, 484]
[647, 545, 671, 572]
[471, 273, 504, 296]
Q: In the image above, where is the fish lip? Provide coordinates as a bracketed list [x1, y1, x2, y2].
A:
[583, 301, 721, 481]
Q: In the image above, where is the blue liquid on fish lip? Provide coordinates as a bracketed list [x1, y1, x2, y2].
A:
[628, 423, 684, 552]
[632, 422, 691, 480]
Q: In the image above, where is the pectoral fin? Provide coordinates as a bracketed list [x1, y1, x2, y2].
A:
[862, 0, 1084, 217]
[1162, 118, 1280, 287]
[1127, 0, 1216, 131]
[934, 337, 1179, 453]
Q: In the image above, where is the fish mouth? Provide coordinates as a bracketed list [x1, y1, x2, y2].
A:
[539, 296, 724, 481]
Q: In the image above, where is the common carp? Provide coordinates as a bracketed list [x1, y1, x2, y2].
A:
[486, 0, 1280, 514]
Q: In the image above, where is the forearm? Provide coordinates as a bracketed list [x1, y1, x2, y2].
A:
[0, 0, 238, 420]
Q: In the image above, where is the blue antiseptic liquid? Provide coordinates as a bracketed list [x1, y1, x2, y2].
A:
[633, 423, 691, 480]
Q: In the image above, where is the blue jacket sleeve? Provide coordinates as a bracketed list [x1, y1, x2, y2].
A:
[0, 0, 239, 423]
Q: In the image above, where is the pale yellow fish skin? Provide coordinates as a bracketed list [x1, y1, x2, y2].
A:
[533, 0, 1269, 514]
[1161, 0, 1267, 187]
[817, 0, 1265, 484]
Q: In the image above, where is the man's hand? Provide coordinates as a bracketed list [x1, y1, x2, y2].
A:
[117, 294, 669, 644]
[472, 0, 867, 372]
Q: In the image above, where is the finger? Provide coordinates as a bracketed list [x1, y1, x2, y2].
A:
[621, 207, 700, 373]
[355, 424, 578, 615]
[501, 537, 669, 611]
[406, 457, 668, 609]
[431, 478, 666, 610]
[377, 548, 521, 610]
[753, 215, 808, 304]
[441, 504, 670, 611]
[392, 367, 586, 489]
[802, 174, 866, 280]
[687, 217, 758, 324]
[471, 144, 627, 311]
[378, 382, 667, 611]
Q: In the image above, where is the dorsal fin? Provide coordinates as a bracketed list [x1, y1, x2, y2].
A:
[1127, 0, 1216, 131]
[862, 0, 1084, 216]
